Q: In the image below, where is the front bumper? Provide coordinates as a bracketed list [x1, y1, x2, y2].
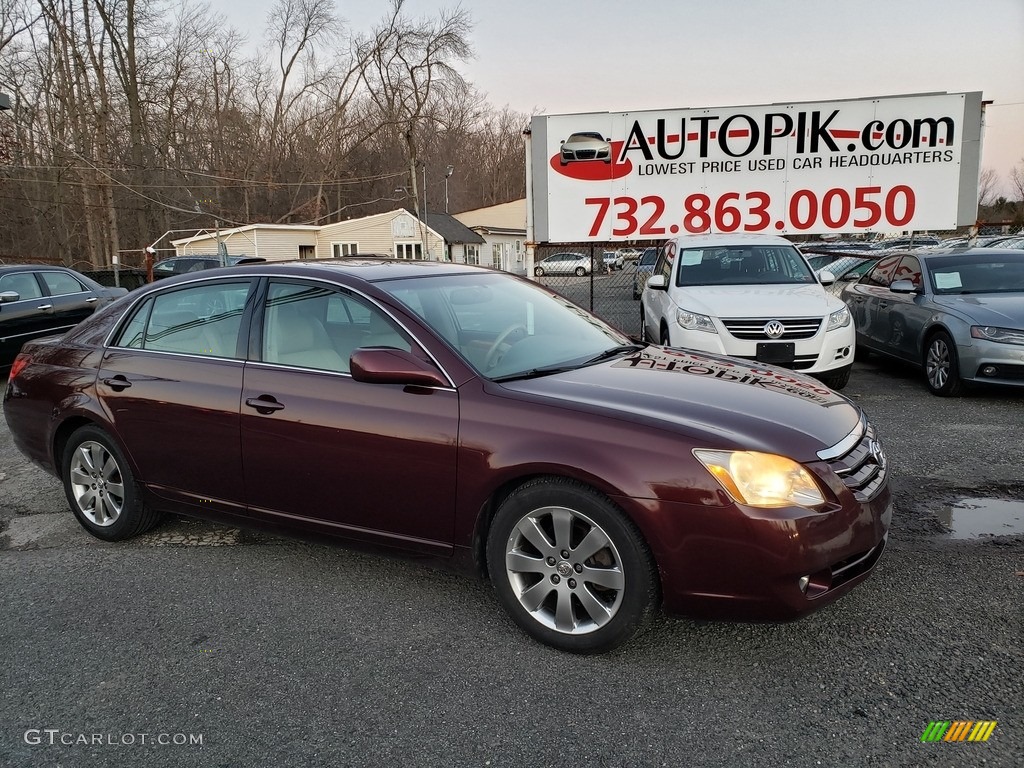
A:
[667, 322, 855, 374]
[958, 337, 1024, 387]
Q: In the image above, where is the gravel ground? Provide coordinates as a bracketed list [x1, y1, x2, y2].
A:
[0, 354, 1022, 768]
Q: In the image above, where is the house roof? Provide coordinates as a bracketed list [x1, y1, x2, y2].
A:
[422, 211, 486, 244]
[171, 223, 320, 246]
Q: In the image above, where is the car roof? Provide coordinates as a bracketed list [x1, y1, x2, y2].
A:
[202, 257, 495, 283]
[0, 264, 80, 274]
[670, 234, 795, 248]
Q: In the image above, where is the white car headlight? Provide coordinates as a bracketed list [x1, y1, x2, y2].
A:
[827, 306, 851, 331]
[971, 325, 1024, 346]
[676, 308, 717, 333]
[693, 449, 826, 509]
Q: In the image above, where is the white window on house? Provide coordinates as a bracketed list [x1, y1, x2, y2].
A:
[395, 242, 423, 260]
[465, 245, 479, 266]
[332, 242, 359, 258]
[491, 243, 504, 270]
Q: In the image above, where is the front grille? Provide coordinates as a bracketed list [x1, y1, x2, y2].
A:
[575, 150, 597, 160]
[722, 317, 823, 340]
[824, 420, 887, 502]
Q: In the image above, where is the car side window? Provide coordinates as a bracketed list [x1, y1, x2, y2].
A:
[40, 271, 87, 296]
[654, 241, 675, 281]
[863, 255, 901, 287]
[112, 281, 251, 358]
[895, 255, 922, 288]
[262, 281, 412, 373]
[0, 272, 44, 300]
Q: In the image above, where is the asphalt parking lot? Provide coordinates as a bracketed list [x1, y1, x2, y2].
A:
[1, 329, 1022, 766]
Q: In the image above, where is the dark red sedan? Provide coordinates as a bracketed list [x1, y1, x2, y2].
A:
[3, 260, 891, 652]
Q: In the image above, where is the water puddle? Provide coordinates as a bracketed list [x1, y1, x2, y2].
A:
[937, 497, 1024, 539]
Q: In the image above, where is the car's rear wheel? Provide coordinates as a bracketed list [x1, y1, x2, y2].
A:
[924, 331, 964, 396]
[487, 479, 657, 654]
[61, 425, 163, 541]
[534, 266, 544, 277]
[574, 266, 586, 277]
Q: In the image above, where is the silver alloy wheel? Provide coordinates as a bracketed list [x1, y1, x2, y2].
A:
[69, 440, 125, 527]
[926, 337, 951, 390]
[504, 506, 625, 634]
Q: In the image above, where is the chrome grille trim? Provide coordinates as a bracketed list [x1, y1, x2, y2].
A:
[820, 418, 888, 502]
[721, 317, 823, 340]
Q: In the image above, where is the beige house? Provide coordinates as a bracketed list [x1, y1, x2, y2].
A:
[454, 198, 527, 275]
[170, 209, 484, 264]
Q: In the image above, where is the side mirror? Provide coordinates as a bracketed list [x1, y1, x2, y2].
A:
[646, 274, 668, 291]
[0, 291, 20, 304]
[889, 279, 918, 294]
[818, 269, 836, 286]
[350, 348, 448, 388]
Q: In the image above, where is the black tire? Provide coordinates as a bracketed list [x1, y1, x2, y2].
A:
[574, 266, 586, 277]
[486, 478, 658, 654]
[818, 364, 852, 391]
[639, 306, 649, 342]
[660, 325, 671, 346]
[854, 345, 871, 362]
[61, 425, 163, 541]
[924, 330, 964, 396]
[534, 266, 544, 277]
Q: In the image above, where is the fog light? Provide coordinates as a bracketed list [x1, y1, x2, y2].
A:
[981, 365, 997, 377]
[798, 576, 810, 593]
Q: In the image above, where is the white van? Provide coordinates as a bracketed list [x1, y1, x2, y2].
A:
[641, 234, 855, 389]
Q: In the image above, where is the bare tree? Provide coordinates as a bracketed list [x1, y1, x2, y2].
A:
[977, 167, 999, 208]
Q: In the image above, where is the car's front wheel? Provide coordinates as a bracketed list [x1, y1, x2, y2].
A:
[574, 266, 587, 277]
[818, 364, 852, 390]
[534, 266, 545, 277]
[924, 331, 965, 396]
[61, 425, 163, 541]
[487, 479, 657, 654]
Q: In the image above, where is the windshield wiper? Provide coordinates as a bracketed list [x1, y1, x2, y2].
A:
[491, 365, 581, 383]
[580, 343, 646, 365]
[491, 345, 646, 383]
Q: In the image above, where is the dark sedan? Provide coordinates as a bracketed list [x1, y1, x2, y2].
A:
[4, 260, 891, 653]
[0, 265, 128, 366]
[842, 249, 1024, 395]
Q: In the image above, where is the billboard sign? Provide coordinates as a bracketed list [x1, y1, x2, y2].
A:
[530, 92, 984, 242]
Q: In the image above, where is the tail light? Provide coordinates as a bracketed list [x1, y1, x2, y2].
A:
[8, 352, 30, 382]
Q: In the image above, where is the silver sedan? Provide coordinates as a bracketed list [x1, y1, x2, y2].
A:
[841, 248, 1024, 396]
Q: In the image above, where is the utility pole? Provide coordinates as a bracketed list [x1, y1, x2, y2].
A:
[421, 164, 429, 260]
[444, 165, 454, 213]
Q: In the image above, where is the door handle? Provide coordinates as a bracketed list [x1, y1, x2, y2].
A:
[245, 396, 285, 414]
[102, 376, 132, 391]
[86, 297, 99, 303]
[36, 304, 53, 311]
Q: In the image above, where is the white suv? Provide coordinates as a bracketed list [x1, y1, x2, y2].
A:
[641, 234, 855, 389]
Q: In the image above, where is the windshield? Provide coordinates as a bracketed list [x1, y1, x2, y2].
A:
[928, 254, 1024, 294]
[377, 272, 634, 380]
[675, 245, 817, 286]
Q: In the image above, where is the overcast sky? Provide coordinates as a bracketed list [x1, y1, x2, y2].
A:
[225, 0, 1024, 197]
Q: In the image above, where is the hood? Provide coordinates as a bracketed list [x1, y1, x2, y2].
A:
[675, 283, 839, 318]
[500, 347, 861, 462]
[931, 293, 1024, 326]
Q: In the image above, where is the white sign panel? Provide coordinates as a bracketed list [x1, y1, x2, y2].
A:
[531, 92, 983, 242]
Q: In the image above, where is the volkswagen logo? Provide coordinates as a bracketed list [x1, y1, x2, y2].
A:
[763, 320, 786, 339]
[868, 439, 886, 468]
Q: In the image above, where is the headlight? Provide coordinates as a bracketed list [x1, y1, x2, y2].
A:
[971, 325, 1024, 346]
[676, 308, 717, 333]
[827, 306, 851, 331]
[693, 449, 826, 509]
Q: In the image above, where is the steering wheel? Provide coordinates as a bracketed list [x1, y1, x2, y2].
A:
[484, 324, 528, 371]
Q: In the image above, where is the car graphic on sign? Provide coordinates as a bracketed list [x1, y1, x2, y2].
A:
[560, 132, 612, 165]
